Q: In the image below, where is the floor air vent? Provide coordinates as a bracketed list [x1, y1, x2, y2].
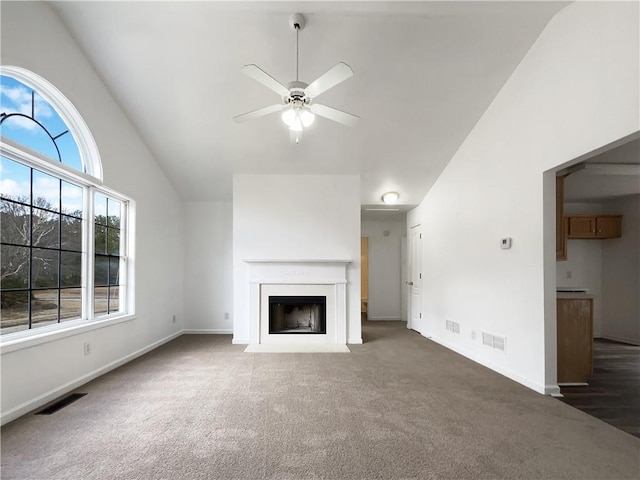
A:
[36, 393, 87, 415]
[482, 332, 506, 353]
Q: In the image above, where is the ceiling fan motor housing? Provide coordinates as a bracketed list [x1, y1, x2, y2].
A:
[285, 81, 311, 106]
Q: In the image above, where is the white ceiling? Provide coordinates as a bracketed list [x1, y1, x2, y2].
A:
[50, 1, 567, 208]
[564, 138, 640, 203]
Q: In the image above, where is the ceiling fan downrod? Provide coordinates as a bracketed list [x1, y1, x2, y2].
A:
[290, 13, 305, 83]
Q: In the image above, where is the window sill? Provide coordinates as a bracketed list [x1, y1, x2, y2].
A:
[0, 314, 136, 355]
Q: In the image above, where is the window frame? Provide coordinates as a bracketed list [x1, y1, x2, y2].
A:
[0, 68, 135, 351]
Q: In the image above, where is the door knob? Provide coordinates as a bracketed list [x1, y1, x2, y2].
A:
[407, 281, 414, 286]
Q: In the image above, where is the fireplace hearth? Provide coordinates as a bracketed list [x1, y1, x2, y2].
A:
[269, 296, 326, 334]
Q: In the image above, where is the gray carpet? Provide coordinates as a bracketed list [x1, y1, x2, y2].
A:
[2, 321, 639, 479]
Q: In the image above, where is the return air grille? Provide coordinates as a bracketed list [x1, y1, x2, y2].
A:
[482, 332, 506, 353]
[446, 320, 460, 334]
[36, 393, 87, 415]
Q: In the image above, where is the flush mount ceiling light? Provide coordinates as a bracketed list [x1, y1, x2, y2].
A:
[233, 13, 360, 144]
[381, 192, 400, 204]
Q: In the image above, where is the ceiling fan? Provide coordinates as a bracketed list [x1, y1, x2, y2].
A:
[233, 13, 359, 144]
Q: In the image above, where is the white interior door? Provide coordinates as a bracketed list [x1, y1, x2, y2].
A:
[408, 226, 423, 332]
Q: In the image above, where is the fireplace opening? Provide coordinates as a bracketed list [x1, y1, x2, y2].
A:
[269, 296, 326, 334]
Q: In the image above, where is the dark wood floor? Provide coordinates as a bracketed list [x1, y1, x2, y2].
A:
[558, 339, 640, 438]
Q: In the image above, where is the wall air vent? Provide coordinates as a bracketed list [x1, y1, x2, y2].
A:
[446, 320, 460, 334]
[482, 332, 506, 353]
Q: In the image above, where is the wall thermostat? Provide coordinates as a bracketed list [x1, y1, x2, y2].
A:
[500, 237, 512, 249]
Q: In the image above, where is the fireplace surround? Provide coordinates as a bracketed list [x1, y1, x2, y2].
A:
[244, 260, 350, 352]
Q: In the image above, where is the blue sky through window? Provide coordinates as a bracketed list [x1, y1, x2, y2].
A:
[0, 75, 83, 171]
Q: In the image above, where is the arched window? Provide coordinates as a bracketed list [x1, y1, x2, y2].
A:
[1, 67, 132, 338]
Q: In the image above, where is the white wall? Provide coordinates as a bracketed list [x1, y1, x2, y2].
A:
[601, 195, 640, 344]
[1, 2, 184, 423]
[361, 217, 406, 320]
[408, 1, 639, 394]
[183, 202, 233, 333]
[556, 203, 604, 336]
[232, 174, 361, 344]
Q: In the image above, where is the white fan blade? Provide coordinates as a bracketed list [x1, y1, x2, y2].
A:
[241, 64, 290, 97]
[310, 103, 359, 127]
[304, 62, 354, 98]
[233, 104, 283, 123]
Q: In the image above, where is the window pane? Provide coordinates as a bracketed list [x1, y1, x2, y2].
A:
[94, 286, 108, 316]
[32, 170, 60, 211]
[1, 245, 29, 288]
[0, 156, 31, 203]
[94, 225, 106, 254]
[0, 291, 29, 334]
[60, 251, 82, 287]
[31, 289, 58, 328]
[32, 208, 59, 248]
[32, 248, 58, 288]
[1, 199, 30, 245]
[55, 133, 83, 173]
[107, 198, 121, 228]
[107, 228, 120, 255]
[109, 286, 120, 313]
[94, 255, 108, 286]
[109, 257, 120, 286]
[60, 288, 82, 322]
[0, 117, 60, 161]
[61, 181, 83, 217]
[94, 194, 107, 224]
[61, 215, 82, 252]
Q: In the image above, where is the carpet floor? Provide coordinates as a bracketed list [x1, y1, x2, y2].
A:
[1, 321, 639, 479]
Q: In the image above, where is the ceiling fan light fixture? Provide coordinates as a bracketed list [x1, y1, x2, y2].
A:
[381, 191, 400, 204]
[282, 106, 315, 131]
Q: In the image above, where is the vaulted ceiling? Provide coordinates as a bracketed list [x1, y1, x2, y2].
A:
[50, 1, 568, 209]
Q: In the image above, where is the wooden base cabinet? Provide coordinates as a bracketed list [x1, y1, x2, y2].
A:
[557, 297, 593, 384]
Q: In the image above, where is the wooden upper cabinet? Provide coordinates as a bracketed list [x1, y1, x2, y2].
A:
[567, 215, 622, 239]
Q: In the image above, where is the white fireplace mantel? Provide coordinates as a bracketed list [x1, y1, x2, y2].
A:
[244, 259, 351, 349]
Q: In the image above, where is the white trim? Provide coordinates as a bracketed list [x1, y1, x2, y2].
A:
[367, 316, 402, 321]
[348, 337, 363, 344]
[426, 333, 548, 395]
[182, 329, 233, 334]
[232, 337, 250, 344]
[1, 66, 103, 180]
[1, 330, 181, 426]
[0, 314, 136, 354]
[546, 385, 562, 396]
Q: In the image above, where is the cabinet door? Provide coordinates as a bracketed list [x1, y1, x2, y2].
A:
[557, 298, 593, 384]
[568, 216, 596, 238]
[595, 216, 622, 238]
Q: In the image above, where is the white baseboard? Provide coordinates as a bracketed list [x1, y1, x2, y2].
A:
[366, 317, 402, 321]
[1, 331, 182, 426]
[348, 337, 363, 344]
[232, 337, 250, 345]
[545, 384, 562, 396]
[426, 334, 548, 395]
[182, 329, 232, 334]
